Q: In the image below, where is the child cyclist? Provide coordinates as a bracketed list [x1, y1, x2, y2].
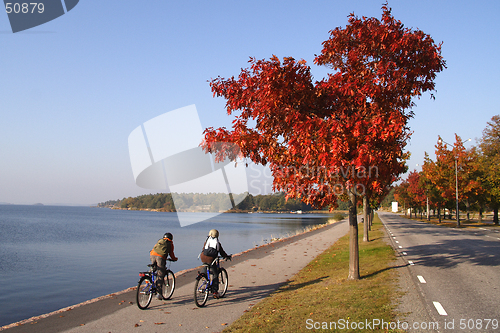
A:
[150, 232, 178, 300]
[199, 229, 231, 298]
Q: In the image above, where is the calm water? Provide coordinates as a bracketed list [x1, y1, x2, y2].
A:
[0, 205, 336, 327]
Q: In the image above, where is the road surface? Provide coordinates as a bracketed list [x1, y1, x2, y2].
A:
[379, 211, 500, 333]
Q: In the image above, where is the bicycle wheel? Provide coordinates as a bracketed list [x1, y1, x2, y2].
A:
[136, 276, 153, 309]
[162, 270, 175, 300]
[218, 267, 229, 297]
[194, 275, 209, 307]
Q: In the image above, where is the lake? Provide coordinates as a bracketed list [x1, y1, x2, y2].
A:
[0, 205, 338, 327]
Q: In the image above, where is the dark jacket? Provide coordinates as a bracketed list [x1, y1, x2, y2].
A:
[150, 238, 177, 260]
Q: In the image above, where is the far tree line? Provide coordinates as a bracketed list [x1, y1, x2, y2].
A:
[394, 115, 500, 225]
[98, 192, 354, 213]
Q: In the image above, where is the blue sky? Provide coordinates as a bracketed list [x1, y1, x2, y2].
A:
[1, 1, 499, 205]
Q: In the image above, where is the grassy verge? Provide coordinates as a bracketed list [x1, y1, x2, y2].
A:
[224, 214, 403, 333]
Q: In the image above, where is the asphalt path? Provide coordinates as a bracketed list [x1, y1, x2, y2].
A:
[2, 219, 349, 333]
[379, 211, 500, 333]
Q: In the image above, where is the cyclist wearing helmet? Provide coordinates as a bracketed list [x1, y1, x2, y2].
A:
[200, 229, 230, 298]
[150, 232, 178, 300]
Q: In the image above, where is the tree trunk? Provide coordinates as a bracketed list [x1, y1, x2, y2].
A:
[494, 207, 499, 225]
[363, 195, 369, 242]
[438, 207, 442, 223]
[368, 207, 374, 231]
[427, 197, 430, 221]
[348, 186, 360, 280]
[478, 206, 483, 223]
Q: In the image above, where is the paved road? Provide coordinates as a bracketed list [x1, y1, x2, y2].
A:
[2, 219, 349, 333]
[379, 212, 500, 333]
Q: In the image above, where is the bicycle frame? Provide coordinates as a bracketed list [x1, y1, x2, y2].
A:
[196, 257, 221, 292]
[138, 264, 158, 293]
[138, 259, 174, 292]
[137, 259, 176, 309]
[194, 255, 230, 307]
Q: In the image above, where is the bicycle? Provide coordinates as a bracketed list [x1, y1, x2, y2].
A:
[136, 259, 176, 310]
[194, 255, 231, 307]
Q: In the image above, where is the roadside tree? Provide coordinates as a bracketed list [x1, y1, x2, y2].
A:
[202, 5, 444, 280]
[421, 152, 449, 221]
[407, 170, 426, 218]
[478, 115, 500, 224]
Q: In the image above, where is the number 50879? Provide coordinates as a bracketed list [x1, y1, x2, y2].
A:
[5, 3, 45, 14]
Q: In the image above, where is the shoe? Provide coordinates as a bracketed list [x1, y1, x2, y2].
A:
[157, 294, 164, 300]
[213, 292, 220, 299]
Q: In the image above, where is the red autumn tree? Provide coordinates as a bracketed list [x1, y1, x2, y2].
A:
[478, 115, 500, 224]
[394, 179, 410, 215]
[421, 152, 447, 222]
[407, 170, 426, 217]
[426, 135, 481, 225]
[421, 135, 483, 225]
[202, 4, 444, 280]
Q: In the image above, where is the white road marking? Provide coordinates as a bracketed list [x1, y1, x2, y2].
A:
[433, 301, 448, 316]
[485, 235, 500, 241]
[417, 275, 426, 283]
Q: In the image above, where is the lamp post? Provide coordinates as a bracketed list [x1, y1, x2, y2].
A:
[437, 136, 471, 227]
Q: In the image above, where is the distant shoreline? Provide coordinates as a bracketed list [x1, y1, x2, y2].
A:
[100, 206, 346, 215]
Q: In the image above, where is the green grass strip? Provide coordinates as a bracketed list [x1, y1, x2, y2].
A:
[224, 214, 403, 332]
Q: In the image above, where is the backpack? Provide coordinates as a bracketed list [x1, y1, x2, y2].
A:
[202, 236, 219, 257]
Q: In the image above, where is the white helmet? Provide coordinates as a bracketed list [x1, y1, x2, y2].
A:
[208, 229, 219, 238]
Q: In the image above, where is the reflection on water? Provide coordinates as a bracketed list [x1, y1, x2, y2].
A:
[0, 205, 340, 327]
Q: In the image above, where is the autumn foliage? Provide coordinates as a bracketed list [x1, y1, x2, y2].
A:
[479, 116, 500, 223]
[203, 5, 445, 278]
[399, 131, 495, 225]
